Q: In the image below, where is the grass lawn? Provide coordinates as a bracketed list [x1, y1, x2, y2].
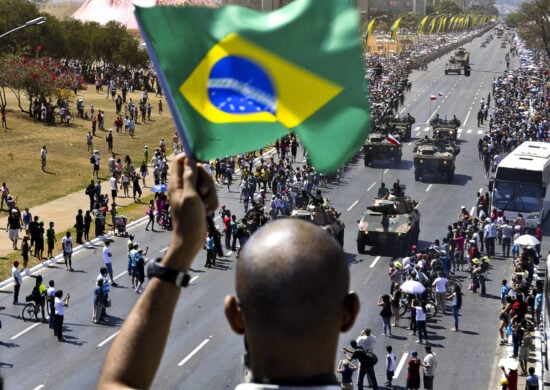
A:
[0, 87, 175, 207]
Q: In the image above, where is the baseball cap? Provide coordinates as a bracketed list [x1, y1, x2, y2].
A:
[411, 351, 418, 356]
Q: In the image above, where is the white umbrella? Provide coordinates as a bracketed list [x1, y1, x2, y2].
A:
[400, 280, 426, 295]
[513, 234, 540, 247]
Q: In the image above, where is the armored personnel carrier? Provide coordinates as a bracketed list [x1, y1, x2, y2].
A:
[363, 131, 402, 166]
[412, 137, 458, 182]
[290, 203, 345, 246]
[386, 114, 415, 141]
[454, 47, 470, 66]
[445, 58, 462, 75]
[430, 117, 461, 141]
[356, 181, 420, 254]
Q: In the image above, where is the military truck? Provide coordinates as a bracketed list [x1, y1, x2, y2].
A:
[445, 58, 462, 75]
[291, 203, 345, 246]
[356, 181, 420, 254]
[363, 131, 402, 167]
[386, 114, 415, 141]
[413, 138, 458, 182]
[454, 47, 470, 66]
[430, 117, 461, 141]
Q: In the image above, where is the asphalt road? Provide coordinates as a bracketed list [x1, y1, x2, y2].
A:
[1, 31, 544, 390]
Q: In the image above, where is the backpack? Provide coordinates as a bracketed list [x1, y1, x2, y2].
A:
[90, 155, 95, 164]
[366, 350, 378, 366]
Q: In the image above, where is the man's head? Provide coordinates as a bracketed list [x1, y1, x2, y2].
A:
[224, 219, 358, 381]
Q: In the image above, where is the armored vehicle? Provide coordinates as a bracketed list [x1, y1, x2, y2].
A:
[445, 58, 462, 75]
[454, 47, 470, 66]
[430, 117, 461, 141]
[356, 181, 420, 254]
[386, 114, 415, 141]
[413, 138, 458, 182]
[291, 203, 345, 246]
[363, 131, 402, 166]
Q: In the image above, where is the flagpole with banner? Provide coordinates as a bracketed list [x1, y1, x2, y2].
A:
[134, 0, 371, 173]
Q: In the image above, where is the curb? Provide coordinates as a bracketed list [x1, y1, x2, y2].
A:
[0, 216, 148, 290]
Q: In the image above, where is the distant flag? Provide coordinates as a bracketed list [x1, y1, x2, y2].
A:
[387, 133, 400, 145]
[438, 92, 444, 96]
[134, 0, 370, 173]
[366, 18, 376, 46]
[418, 15, 430, 35]
[389, 16, 404, 41]
[429, 17, 437, 34]
[430, 95, 437, 101]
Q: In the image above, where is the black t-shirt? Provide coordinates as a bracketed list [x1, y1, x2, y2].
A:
[7, 214, 20, 229]
[351, 348, 370, 366]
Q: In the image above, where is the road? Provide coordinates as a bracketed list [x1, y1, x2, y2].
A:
[1, 31, 543, 389]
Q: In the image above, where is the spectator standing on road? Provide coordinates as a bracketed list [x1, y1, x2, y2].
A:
[46, 221, 56, 260]
[502, 220, 513, 257]
[145, 200, 155, 231]
[448, 285, 462, 331]
[385, 345, 396, 388]
[93, 279, 105, 324]
[46, 280, 56, 329]
[98, 154, 360, 389]
[525, 366, 539, 390]
[406, 350, 421, 390]
[12, 261, 22, 304]
[413, 299, 428, 344]
[102, 240, 118, 286]
[422, 345, 437, 390]
[53, 290, 70, 341]
[344, 340, 378, 390]
[62, 231, 74, 271]
[134, 247, 148, 294]
[223, 211, 231, 250]
[432, 272, 448, 314]
[378, 294, 393, 336]
[40, 145, 47, 172]
[205, 232, 216, 268]
[337, 358, 357, 390]
[357, 327, 376, 352]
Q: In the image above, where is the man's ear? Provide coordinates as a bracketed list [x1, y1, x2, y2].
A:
[340, 292, 360, 332]
[224, 295, 246, 335]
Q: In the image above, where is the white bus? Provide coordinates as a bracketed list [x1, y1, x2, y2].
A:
[491, 141, 550, 232]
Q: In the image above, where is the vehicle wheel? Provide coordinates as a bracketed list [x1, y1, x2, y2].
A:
[22, 304, 37, 322]
[363, 158, 369, 167]
[414, 170, 422, 181]
[444, 70, 448, 75]
[425, 300, 437, 319]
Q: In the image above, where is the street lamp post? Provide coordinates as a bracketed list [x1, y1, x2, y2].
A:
[0, 17, 46, 40]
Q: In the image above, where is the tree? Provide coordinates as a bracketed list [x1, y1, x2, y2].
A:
[505, 12, 523, 28]
[516, 0, 550, 58]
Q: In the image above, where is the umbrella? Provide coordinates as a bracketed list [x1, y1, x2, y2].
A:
[514, 234, 540, 247]
[150, 184, 168, 193]
[400, 280, 426, 295]
[498, 357, 518, 371]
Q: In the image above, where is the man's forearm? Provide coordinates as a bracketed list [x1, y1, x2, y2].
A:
[98, 274, 181, 389]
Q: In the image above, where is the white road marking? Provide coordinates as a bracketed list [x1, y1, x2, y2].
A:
[367, 182, 377, 192]
[426, 184, 432, 192]
[394, 352, 409, 379]
[470, 206, 476, 216]
[190, 275, 199, 284]
[423, 127, 430, 132]
[457, 128, 463, 133]
[383, 169, 390, 174]
[97, 331, 120, 347]
[467, 129, 472, 134]
[477, 130, 483, 135]
[114, 271, 128, 280]
[370, 256, 380, 268]
[32, 385, 45, 390]
[160, 246, 168, 253]
[178, 338, 211, 367]
[414, 126, 420, 132]
[11, 323, 40, 340]
[347, 200, 359, 212]
[464, 109, 472, 125]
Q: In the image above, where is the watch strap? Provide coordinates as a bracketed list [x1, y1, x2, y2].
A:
[147, 257, 191, 288]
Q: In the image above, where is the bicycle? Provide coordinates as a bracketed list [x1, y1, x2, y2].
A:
[22, 300, 50, 322]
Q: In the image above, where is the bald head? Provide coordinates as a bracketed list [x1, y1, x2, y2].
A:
[237, 218, 350, 341]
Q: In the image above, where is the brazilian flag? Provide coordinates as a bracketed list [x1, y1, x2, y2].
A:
[134, 0, 370, 173]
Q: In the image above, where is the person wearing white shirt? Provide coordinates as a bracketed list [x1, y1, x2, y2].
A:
[54, 290, 70, 341]
[432, 272, 448, 314]
[12, 261, 22, 304]
[61, 232, 74, 271]
[102, 240, 118, 286]
[46, 280, 56, 329]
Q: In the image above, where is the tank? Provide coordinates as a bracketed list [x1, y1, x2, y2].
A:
[412, 137, 458, 182]
[290, 203, 345, 246]
[454, 47, 470, 66]
[363, 131, 402, 166]
[356, 181, 420, 254]
[445, 59, 462, 75]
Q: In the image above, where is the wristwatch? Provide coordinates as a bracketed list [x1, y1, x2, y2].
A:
[147, 257, 191, 288]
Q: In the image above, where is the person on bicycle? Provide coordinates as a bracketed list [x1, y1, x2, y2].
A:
[30, 275, 47, 322]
